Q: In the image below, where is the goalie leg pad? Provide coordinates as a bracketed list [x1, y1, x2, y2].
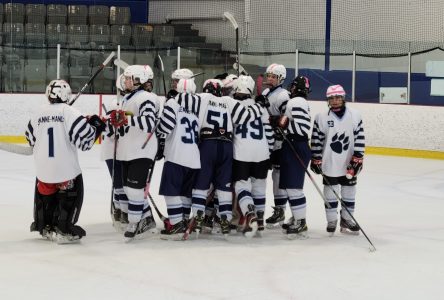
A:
[55, 174, 85, 237]
[31, 180, 58, 235]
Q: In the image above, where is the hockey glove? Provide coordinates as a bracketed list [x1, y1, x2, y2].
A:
[87, 114, 107, 140]
[166, 89, 178, 100]
[109, 110, 128, 128]
[346, 156, 363, 179]
[155, 133, 166, 161]
[310, 159, 323, 174]
[255, 95, 270, 108]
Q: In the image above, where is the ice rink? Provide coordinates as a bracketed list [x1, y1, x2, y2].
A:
[0, 147, 443, 300]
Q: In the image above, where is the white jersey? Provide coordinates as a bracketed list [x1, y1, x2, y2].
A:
[157, 93, 201, 169]
[233, 98, 274, 162]
[25, 103, 97, 183]
[262, 85, 290, 150]
[311, 107, 365, 177]
[197, 93, 264, 140]
[116, 88, 159, 161]
[283, 96, 311, 140]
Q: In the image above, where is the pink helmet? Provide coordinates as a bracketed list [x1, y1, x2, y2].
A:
[326, 84, 346, 98]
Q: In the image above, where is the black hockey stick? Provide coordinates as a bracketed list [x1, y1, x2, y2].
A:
[276, 126, 376, 252]
[144, 161, 173, 230]
[68, 51, 116, 106]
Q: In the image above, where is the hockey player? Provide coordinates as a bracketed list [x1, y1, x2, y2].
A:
[232, 75, 274, 237]
[190, 77, 267, 238]
[101, 74, 130, 232]
[257, 63, 291, 228]
[26, 79, 106, 243]
[157, 78, 201, 240]
[277, 76, 312, 239]
[109, 65, 159, 241]
[310, 84, 365, 235]
[166, 68, 194, 100]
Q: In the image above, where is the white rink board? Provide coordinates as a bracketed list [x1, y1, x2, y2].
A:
[1, 94, 444, 151]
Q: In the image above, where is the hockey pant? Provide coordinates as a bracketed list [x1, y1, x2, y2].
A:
[234, 178, 266, 216]
[324, 185, 356, 222]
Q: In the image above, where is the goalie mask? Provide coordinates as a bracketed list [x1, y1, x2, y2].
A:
[289, 76, 311, 99]
[203, 79, 223, 97]
[326, 84, 346, 111]
[46, 79, 72, 104]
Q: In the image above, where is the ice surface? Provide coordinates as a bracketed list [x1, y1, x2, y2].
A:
[0, 147, 443, 300]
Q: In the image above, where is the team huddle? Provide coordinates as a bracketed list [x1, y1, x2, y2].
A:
[25, 62, 365, 244]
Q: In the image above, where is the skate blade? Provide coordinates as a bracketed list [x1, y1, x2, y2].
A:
[340, 228, 360, 235]
[202, 226, 213, 234]
[328, 232, 335, 237]
[56, 235, 81, 244]
[256, 230, 264, 238]
[243, 223, 258, 239]
[286, 232, 308, 240]
[266, 221, 284, 229]
[160, 233, 184, 241]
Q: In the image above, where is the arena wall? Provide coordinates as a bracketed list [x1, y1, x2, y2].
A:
[1, 94, 443, 159]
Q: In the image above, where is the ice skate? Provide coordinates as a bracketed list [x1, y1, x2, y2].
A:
[340, 217, 360, 235]
[161, 220, 186, 241]
[119, 211, 129, 232]
[286, 218, 308, 240]
[326, 220, 338, 236]
[265, 206, 285, 228]
[55, 225, 85, 244]
[124, 216, 156, 242]
[202, 214, 214, 234]
[256, 210, 265, 237]
[112, 208, 122, 232]
[30, 222, 54, 241]
[192, 210, 205, 238]
[281, 216, 295, 233]
[219, 215, 231, 239]
[243, 205, 258, 239]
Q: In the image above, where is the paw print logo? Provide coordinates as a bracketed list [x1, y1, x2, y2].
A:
[330, 132, 350, 154]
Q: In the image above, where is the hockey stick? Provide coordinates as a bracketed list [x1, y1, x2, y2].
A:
[0, 142, 33, 155]
[156, 54, 167, 96]
[144, 161, 173, 230]
[68, 51, 116, 106]
[224, 12, 240, 77]
[113, 58, 129, 70]
[276, 126, 376, 252]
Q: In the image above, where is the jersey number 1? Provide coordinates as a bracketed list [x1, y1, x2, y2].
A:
[47, 127, 55, 157]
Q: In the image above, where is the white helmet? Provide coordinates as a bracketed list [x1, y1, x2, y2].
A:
[177, 78, 196, 94]
[172, 68, 194, 80]
[266, 63, 286, 83]
[326, 84, 346, 98]
[46, 79, 72, 103]
[222, 74, 238, 89]
[123, 65, 153, 85]
[233, 75, 255, 95]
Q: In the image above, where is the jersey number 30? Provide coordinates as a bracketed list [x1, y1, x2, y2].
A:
[181, 118, 199, 144]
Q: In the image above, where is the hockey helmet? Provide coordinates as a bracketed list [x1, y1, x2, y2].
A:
[326, 84, 346, 111]
[289, 76, 311, 98]
[203, 79, 223, 97]
[172, 68, 194, 80]
[46, 79, 72, 103]
[265, 63, 286, 83]
[123, 65, 153, 86]
[177, 78, 196, 94]
[233, 75, 255, 95]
